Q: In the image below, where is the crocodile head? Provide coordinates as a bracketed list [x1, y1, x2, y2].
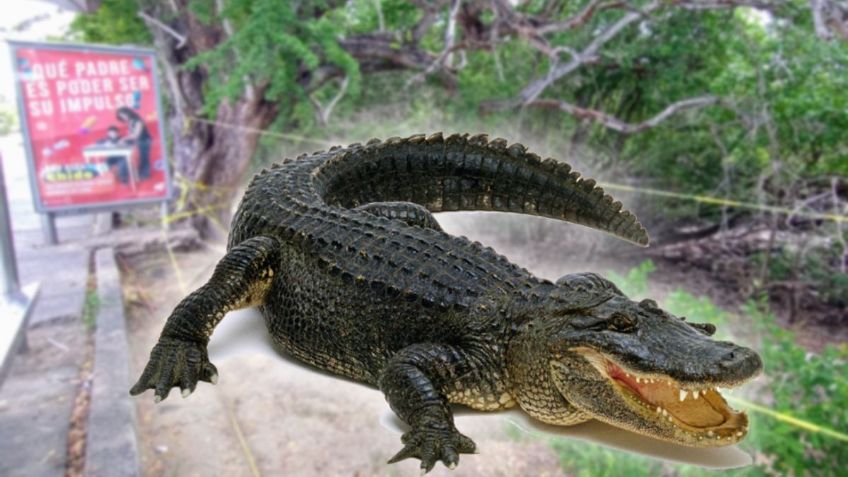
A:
[509, 273, 762, 447]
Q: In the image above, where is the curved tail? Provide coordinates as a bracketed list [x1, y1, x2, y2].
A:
[315, 133, 649, 246]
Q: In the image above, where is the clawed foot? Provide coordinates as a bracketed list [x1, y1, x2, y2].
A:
[129, 336, 218, 402]
[388, 425, 477, 474]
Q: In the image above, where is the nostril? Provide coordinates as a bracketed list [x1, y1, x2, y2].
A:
[712, 346, 762, 379]
[719, 349, 740, 368]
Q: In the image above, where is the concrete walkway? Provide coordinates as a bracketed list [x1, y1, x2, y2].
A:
[0, 133, 97, 477]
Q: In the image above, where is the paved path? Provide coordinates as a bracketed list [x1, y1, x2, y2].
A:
[0, 133, 95, 477]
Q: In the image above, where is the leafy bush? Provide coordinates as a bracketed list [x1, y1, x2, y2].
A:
[0, 106, 17, 136]
[543, 262, 848, 477]
[744, 300, 848, 476]
[606, 259, 656, 299]
[754, 244, 848, 309]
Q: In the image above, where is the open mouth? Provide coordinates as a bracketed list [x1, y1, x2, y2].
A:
[575, 347, 750, 444]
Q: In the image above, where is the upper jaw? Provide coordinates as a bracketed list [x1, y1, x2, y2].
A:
[570, 346, 757, 445]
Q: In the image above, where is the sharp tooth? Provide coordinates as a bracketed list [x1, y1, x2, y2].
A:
[661, 408, 668, 416]
[736, 431, 743, 437]
[656, 406, 661, 414]
[635, 377, 640, 383]
[707, 430, 715, 437]
[667, 415, 673, 422]
[679, 390, 687, 401]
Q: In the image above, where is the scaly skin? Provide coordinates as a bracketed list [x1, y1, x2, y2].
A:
[131, 133, 762, 473]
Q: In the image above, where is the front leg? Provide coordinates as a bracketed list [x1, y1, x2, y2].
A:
[130, 235, 279, 401]
[380, 343, 477, 473]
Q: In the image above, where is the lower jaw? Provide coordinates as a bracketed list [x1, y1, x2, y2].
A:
[613, 383, 746, 446]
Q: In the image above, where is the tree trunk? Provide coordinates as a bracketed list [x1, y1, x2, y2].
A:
[143, 4, 279, 239]
[173, 99, 278, 238]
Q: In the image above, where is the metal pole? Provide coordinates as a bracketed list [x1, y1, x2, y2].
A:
[42, 211, 58, 245]
[0, 155, 22, 302]
[160, 200, 169, 231]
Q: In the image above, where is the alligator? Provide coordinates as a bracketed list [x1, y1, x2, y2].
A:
[130, 133, 763, 473]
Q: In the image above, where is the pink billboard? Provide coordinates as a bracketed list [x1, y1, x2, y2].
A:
[9, 41, 171, 212]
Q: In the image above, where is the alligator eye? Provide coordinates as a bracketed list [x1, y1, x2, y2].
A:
[606, 313, 637, 333]
[639, 298, 659, 310]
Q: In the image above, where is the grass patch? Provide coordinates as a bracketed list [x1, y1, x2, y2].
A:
[81, 267, 100, 330]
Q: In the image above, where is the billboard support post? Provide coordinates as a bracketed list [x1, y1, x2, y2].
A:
[41, 212, 57, 245]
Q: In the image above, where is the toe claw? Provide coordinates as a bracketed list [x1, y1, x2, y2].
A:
[390, 426, 476, 472]
[130, 337, 215, 403]
[387, 444, 416, 464]
[442, 447, 459, 469]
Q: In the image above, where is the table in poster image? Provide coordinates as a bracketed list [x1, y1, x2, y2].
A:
[82, 144, 137, 191]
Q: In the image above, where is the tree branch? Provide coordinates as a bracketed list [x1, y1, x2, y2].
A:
[137, 11, 187, 48]
[536, 0, 627, 34]
[669, 0, 786, 11]
[528, 95, 721, 134]
[308, 76, 349, 126]
[517, 1, 661, 105]
[339, 32, 434, 71]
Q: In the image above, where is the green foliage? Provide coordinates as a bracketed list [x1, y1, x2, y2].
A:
[543, 262, 848, 477]
[551, 439, 663, 477]
[605, 260, 655, 299]
[72, 1, 848, 201]
[664, 290, 732, 339]
[68, 0, 151, 45]
[185, 0, 361, 116]
[753, 245, 848, 308]
[82, 288, 100, 329]
[744, 300, 848, 476]
[0, 103, 18, 135]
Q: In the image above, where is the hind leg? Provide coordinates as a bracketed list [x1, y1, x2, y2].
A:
[130, 235, 279, 401]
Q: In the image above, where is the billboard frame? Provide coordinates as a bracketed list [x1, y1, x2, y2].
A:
[6, 39, 173, 215]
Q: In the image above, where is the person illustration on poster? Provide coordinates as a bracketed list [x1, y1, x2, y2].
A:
[116, 106, 153, 181]
[96, 125, 130, 184]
